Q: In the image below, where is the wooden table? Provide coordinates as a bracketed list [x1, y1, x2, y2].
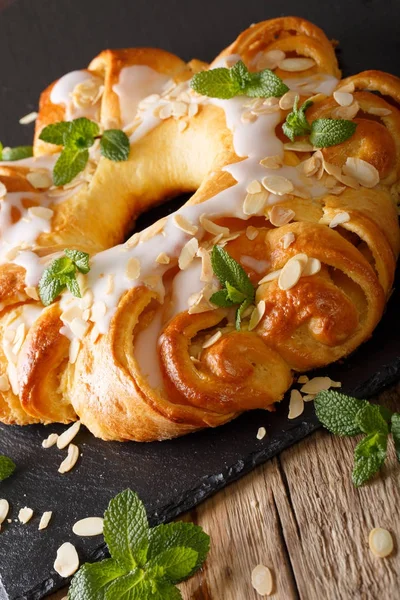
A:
[51, 383, 400, 600]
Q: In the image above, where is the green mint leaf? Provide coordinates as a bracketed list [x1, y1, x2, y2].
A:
[104, 569, 145, 600]
[282, 97, 313, 142]
[65, 275, 82, 298]
[246, 68, 289, 98]
[355, 404, 389, 435]
[64, 249, 90, 274]
[38, 268, 69, 306]
[1, 145, 33, 161]
[211, 246, 254, 299]
[69, 559, 125, 600]
[314, 390, 367, 436]
[379, 406, 393, 423]
[100, 130, 130, 162]
[147, 546, 198, 584]
[352, 432, 388, 487]
[235, 298, 251, 330]
[147, 521, 210, 577]
[39, 121, 72, 146]
[0, 455, 16, 481]
[230, 60, 252, 87]
[103, 489, 149, 570]
[225, 282, 247, 304]
[150, 580, 183, 600]
[391, 413, 400, 462]
[0, 141, 3, 159]
[53, 147, 89, 186]
[66, 117, 100, 151]
[190, 67, 241, 99]
[310, 118, 357, 148]
[209, 289, 235, 308]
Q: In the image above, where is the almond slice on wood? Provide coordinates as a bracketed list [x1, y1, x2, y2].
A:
[256, 427, 267, 440]
[0, 499, 9, 528]
[251, 564, 274, 595]
[369, 528, 394, 558]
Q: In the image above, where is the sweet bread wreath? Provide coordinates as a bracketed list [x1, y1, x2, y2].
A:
[0, 16, 399, 441]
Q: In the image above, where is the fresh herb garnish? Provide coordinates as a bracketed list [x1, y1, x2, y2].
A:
[0, 142, 33, 161]
[69, 489, 210, 600]
[0, 455, 16, 481]
[39, 117, 130, 186]
[315, 390, 399, 486]
[190, 60, 289, 100]
[38, 249, 90, 306]
[210, 245, 255, 330]
[283, 96, 357, 147]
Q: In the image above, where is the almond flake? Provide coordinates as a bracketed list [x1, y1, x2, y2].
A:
[173, 214, 198, 235]
[19, 111, 38, 125]
[188, 103, 199, 118]
[156, 252, 170, 265]
[260, 154, 283, 169]
[279, 90, 298, 110]
[241, 110, 258, 123]
[369, 528, 394, 558]
[284, 141, 314, 152]
[28, 206, 53, 220]
[337, 82, 355, 93]
[12, 323, 26, 354]
[269, 206, 295, 227]
[200, 214, 230, 236]
[69, 317, 89, 340]
[0, 182, 6, 197]
[58, 443, 79, 474]
[366, 107, 392, 117]
[54, 542, 79, 577]
[258, 269, 281, 285]
[0, 373, 10, 392]
[246, 180, 262, 194]
[342, 157, 380, 188]
[278, 258, 303, 291]
[171, 100, 188, 118]
[279, 57, 315, 72]
[0, 499, 9, 527]
[178, 237, 198, 270]
[57, 421, 81, 450]
[26, 172, 52, 190]
[329, 211, 350, 228]
[303, 394, 316, 402]
[332, 101, 359, 120]
[300, 376, 340, 394]
[38, 511, 52, 531]
[125, 257, 141, 280]
[72, 516, 104, 537]
[262, 175, 294, 196]
[251, 564, 273, 595]
[246, 226, 259, 240]
[177, 120, 188, 132]
[333, 91, 353, 106]
[25, 286, 39, 300]
[243, 190, 268, 215]
[61, 305, 83, 325]
[159, 104, 172, 120]
[248, 301, 266, 331]
[18, 507, 33, 524]
[197, 247, 213, 282]
[300, 154, 322, 177]
[256, 427, 266, 440]
[302, 257, 321, 276]
[91, 301, 106, 322]
[90, 325, 100, 344]
[255, 49, 286, 70]
[297, 375, 309, 384]
[288, 389, 304, 419]
[202, 330, 222, 349]
[280, 232, 295, 249]
[42, 433, 58, 449]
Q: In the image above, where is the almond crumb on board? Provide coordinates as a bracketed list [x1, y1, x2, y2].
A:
[38, 511, 52, 531]
[288, 389, 304, 419]
[0, 499, 9, 530]
[300, 376, 341, 394]
[54, 542, 79, 577]
[369, 528, 394, 558]
[42, 433, 58, 448]
[251, 564, 274, 596]
[57, 421, 81, 450]
[58, 443, 79, 474]
[256, 427, 266, 440]
[72, 516, 104, 537]
[18, 507, 33, 524]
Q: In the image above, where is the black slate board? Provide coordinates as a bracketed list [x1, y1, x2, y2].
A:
[0, 0, 400, 597]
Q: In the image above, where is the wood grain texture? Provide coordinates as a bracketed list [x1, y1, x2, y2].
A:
[50, 384, 400, 600]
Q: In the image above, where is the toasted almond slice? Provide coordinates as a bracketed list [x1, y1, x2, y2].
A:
[69, 338, 80, 365]
[178, 119, 188, 132]
[61, 305, 83, 325]
[369, 528, 394, 558]
[337, 82, 355, 93]
[278, 258, 303, 291]
[284, 141, 314, 152]
[159, 103, 172, 120]
[125, 257, 141, 280]
[38, 511, 52, 531]
[279, 57, 315, 72]
[188, 103, 199, 118]
[300, 376, 337, 394]
[171, 100, 188, 117]
[258, 269, 281, 284]
[200, 214, 230, 236]
[57, 421, 81, 450]
[255, 49, 286, 70]
[333, 91, 353, 106]
[288, 389, 304, 419]
[173, 213, 198, 235]
[0, 182, 7, 197]
[27, 172, 52, 190]
[156, 252, 170, 265]
[246, 180, 262, 194]
[279, 90, 298, 110]
[262, 175, 294, 196]
[269, 206, 295, 227]
[329, 211, 350, 228]
[0, 373, 10, 392]
[280, 232, 295, 249]
[18, 507, 33, 524]
[297, 375, 309, 384]
[246, 226, 259, 240]
[54, 542, 79, 578]
[248, 301, 266, 331]
[202, 330, 222, 349]
[300, 154, 322, 177]
[342, 157, 380, 188]
[73, 516, 104, 537]
[243, 190, 268, 215]
[302, 257, 321, 276]
[251, 564, 274, 595]
[303, 394, 316, 402]
[58, 443, 79, 474]
[197, 247, 213, 282]
[28, 206, 53, 220]
[91, 301, 106, 322]
[260, 154, 283, 169]
[69, 317, 89, 340]
[256, 427, 266, 440]
[332, 101, 359, 120]
[19, 111, 38, 124]
[178, 237, 198, 270]
[42, 433, 58, 449]
[366, 106, 392, 117]
[24, 286, 39, 300]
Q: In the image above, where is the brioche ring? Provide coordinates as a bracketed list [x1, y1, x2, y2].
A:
[0, 17, 399, 440]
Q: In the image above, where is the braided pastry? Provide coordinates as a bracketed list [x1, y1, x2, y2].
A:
[0, 17, 398, 440]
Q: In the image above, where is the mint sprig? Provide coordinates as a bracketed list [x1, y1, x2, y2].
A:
[69, 489, 210, 600]
[0, 142, 33, 161]
[0, 455, 16, 481]
[39, 117, 130, 186]
[190, 60, 289, 100]
[209, 245, 255, 330]
[38, 249, 90, 306]
[283, 96, 357, 148]
[315, 390, 399, 486]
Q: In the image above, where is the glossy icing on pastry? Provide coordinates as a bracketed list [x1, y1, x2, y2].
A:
[0, 17, 399, 440]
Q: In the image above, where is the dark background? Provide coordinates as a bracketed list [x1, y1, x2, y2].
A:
[0, 0, 399, 598]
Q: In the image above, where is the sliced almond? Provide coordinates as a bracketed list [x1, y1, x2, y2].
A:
[258, 269, 281, 285]
[173, 214, 198, 235]
[38, 511, 52, 531]
[42, 433, 58, 449]
[262, 175, 294, 196]
[256, 427, 266, 440]
[246, 226, 259, 241]
[288, 389, 304, 419]
[337, 82, 355, 93]
[54, 542, 79, 578]
[302, 257, 321, 276]
[332, 101, 359, 120]
[125, 257, 141, 280]
[369, 528, 394, 558]
[260, 155, 283, 169]
[280, 232, 295, 249]
[278, 259, 303, 291]
[91, 301, 107, 322]
[26, 172, 53, 190]
[25, 286, 39, 300]
[0, 499, 9, 527]
[241, 110, 258, 123]
[178, 237, 198, 270]
[18, 507, 33, 524]
[61, 305, 83, 325]
[72, 516, 104, 537]
[268, 206, 295, 227]
[90, 324, 100, 344]
[202, 330, 222, 349]
[279, 90, 298, 110]
[0, 373, 10, 392]
[19, 111, 38, 125]
[329, 211, 350, 228]
[200, 214, 230, 236]
[243, 190, 268, 215]
[188, 103, 199, 118]
[156, 252, 170, 265]
[342, 157, 380, 188]
[159, 103, 172, 120]
[255, 49, 286, 70]
[300, 376, 339, 394]
[284, 141, 314, 152]
[58, 443, 79, 474]
[0, 182, 7, 197]
[105, 274, 115, 295]
[248, 301, 266, 331]
[366, 107, 392, 117]
[28, 206, 53, 220]
[297, 375, 309, 384]
[69, 317, 89, 340]
[197, 247, 213, 282]
[57, 421, 81, 450]
[279, 57, 316, 72]
[246, 180, 262, 194]
[171, 100, 188, 118]
[333, 91, 353, 106]
[251, 564, 274, 595]
[178, 120, 188, 132]
[300, 154, 322, 177]
[303, 394, 316, 402]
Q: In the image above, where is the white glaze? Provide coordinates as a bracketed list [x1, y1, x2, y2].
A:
[50, 70, 102, 121]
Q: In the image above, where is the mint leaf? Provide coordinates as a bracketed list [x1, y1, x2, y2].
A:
[104, 489, 149, 570]
[391, 413, 400, 462]
[211, 246, 254, 299]
[1, 145, 33, 161]
[355, 404, 389, 435]
[225, 281, 247, 304]
[190, 67, 242, 99]
[352, 432, 387, 487]
[310, 118, 357, 148]
[246, 68, 289, 98]
[53, 147, 89, 186]
[150, 580, 183, 600]
[38, 250, 90, 306]
[379, 406, 393, 424]
[0, 455, 16, 481]
[104, 570, 145, 600]
[66, 118, 100, 150]
[64, 249, 90, 274]
[69, 559, 125, 600]
[236, 298, 251, 331]
[100, 130, 130, 161]
[65, 275, 81, 298]
[147, 546, 198, 584]
[209, 289, 234, 308]
[314, 390, 367, 436]
[147, 521, 210, 576]
[282, 96, 313, 142]
[39, 121, 72, 145]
